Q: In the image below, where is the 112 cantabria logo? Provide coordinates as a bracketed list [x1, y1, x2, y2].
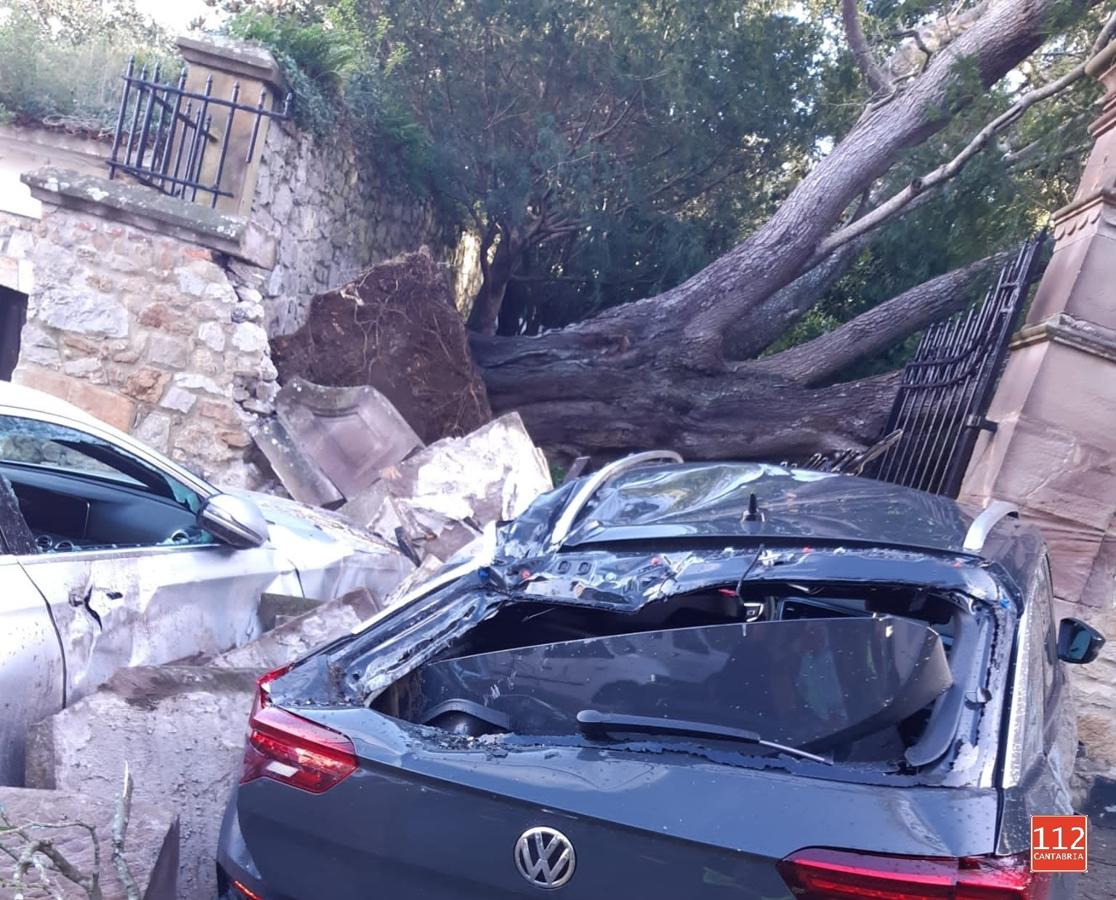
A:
[1031, 815, 1088, 873]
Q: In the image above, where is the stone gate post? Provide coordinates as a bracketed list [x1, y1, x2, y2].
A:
[959, 41, 1116, 802]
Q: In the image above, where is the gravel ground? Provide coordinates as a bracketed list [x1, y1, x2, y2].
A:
[1077, 826, 1116, 900]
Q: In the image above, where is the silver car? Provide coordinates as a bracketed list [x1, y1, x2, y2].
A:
[0, 382, 412, 786]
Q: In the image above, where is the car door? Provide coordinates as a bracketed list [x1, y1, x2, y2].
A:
[0, 412, 303, 704]
[0, 554, 64, 786]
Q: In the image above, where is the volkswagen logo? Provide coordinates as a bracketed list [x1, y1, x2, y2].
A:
[514, 827, 576, 889]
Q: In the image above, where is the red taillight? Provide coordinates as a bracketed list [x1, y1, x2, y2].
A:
[231, 880, 266, 900]
[777, 848, 1049, 900]
[240, 665, 357, 794]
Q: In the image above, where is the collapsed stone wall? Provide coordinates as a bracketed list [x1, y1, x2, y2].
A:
[14, 205, 275, 489]
[237, 122, 458, 337]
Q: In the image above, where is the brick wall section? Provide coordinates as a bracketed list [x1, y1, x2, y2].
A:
[14, 207, 275, 489]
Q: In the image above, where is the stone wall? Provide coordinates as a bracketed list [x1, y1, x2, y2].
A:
[14, 198, 275, 489]
[245, 123, 453, 336]
[0, 209, 35, 294]
[6, 35, 475, 490]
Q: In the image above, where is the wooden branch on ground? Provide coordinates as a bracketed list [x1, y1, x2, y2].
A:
[0, 764, 140, 900]
[112, 764, 140, 900]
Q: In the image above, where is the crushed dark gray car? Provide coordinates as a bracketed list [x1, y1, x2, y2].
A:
[217, 456, 1104, 899]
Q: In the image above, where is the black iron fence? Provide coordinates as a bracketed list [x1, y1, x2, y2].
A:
[107, 58, 290, 207]
[866, 234, 1049, 497]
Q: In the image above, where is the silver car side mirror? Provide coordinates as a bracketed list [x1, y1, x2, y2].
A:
[199, 494, 269, 549]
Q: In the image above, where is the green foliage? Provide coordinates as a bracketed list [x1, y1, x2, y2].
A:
[226, 9, 357, 134]
[0, 0, 173, 133]
[762, 0, 1098, 375]
[220, 0, 1096, 358]
[359, 0, 828, 331]
[222, 4, 420, 155]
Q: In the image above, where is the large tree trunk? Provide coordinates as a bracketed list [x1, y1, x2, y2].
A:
[471, 251, 1004, 461]
[469, 0, 1068, 461]
[472, 326, 900, 461]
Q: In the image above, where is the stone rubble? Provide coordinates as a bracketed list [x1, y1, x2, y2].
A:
[343, 412, 553, 562]
[25, 667, 260, 900]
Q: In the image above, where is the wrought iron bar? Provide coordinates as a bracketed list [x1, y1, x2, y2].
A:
[211, 81, 240, 207]
[107, 60, 289, 205]
[866, 234, 1048, 497]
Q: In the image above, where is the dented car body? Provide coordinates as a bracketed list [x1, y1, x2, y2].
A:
[0, 383, 412, 786]
[219, 459, 1101, 899]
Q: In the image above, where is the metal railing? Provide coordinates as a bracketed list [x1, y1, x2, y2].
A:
[107, 58, 290, 207]
[866, 234, 1049, 497]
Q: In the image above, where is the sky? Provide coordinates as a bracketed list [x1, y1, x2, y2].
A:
[134, 0, 219, 36]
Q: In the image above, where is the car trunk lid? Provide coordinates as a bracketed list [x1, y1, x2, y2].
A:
[237, 705, 1003, 900]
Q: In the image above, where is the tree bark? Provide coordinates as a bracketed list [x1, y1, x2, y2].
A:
[758, 251, 1009, 385]
[473, 250, 1013, 461]
[467, 236, 518, 335]
[472, 325, 900, 461]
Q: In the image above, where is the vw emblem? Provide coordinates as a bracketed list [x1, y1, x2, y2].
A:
[514, 826, 576, 889]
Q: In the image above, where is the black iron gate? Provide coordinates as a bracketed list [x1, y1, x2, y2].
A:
[107, 58, 290, 207]
[867, 234, 1048, 497]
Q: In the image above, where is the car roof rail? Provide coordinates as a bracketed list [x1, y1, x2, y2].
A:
[547, 450, 683, 551]
[962, 499, 1019, 553]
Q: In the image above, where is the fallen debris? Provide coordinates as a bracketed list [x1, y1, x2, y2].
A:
[250, 416, 345, 509]
[342, 412, 553, 561]
[25, 667, 259, 900]
[0, 783, 178, 899]
[276, 378, 422, 498]
[211, 589, 381, 671]
[250, 377, 425, 509]
[270, 249, 492, 443]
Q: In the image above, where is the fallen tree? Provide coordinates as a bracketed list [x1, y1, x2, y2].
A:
[466, 0, 1113, 461]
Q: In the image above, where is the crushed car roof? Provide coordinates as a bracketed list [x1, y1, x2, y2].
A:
[560, 462, 1044, 583]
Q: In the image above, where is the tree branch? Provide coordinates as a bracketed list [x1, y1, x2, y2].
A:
[819, 8, 1116, 259]
[112, 764, 140, 900]
[759, 251, 1010, 385]
[723, 236, 866, 360]
[842, 0, 891, 94]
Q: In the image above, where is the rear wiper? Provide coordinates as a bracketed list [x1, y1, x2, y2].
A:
[576, 710, 832, 765]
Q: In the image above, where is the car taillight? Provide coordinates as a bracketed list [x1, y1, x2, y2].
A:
[240, 665, 357, 794]
[777, 848, 1050, 900]
[231, 880, 266, 900]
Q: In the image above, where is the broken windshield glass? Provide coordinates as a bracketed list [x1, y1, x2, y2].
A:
[396, 616, 951, 753]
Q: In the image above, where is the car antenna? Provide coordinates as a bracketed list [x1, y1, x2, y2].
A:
[744, 492, 761, 522]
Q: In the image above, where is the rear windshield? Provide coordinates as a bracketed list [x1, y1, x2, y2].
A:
[357, 574, 997, 779]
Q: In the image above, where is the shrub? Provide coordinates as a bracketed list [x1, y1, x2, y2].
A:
[225, 9, 359, 136]
[0, 1, 175, 135]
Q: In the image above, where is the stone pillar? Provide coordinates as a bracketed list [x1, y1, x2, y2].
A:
[175, 35, 286, 217]
[959, 42, 1116, 796]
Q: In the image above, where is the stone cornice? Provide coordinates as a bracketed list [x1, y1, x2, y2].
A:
[1051, 189, 1116, 242]
[1011, 312, 1116, 364]
[176, 35, 285, 96]
[22, 167, 275, 268]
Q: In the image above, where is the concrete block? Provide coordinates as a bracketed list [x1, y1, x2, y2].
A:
[343, 412, 552, 561]
[25, 667, 258, 900]
[0, 785, 178, 899]
[212, 589, 380, 671]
